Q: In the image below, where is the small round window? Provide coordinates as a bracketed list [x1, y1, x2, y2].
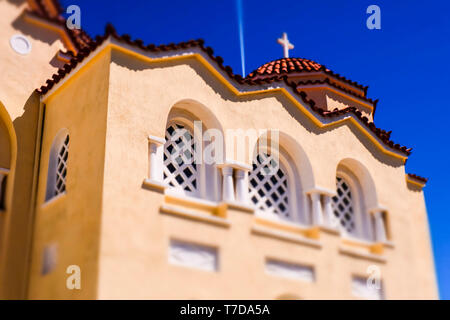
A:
[10, 34, 32, 55]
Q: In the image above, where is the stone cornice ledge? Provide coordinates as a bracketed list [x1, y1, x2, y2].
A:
[319, 225, 340, 235]
[160, 204, 231, 228]
[223, 201, 254, 213]
[217, 160, 252, 171]
[338, 246, 387, 263]
[148, 135, 165, 145]
[367, 205, 388, 214]
[305, 186, 337, 197]
[251, 224, 322, 249]
[142, 178, 167, 193]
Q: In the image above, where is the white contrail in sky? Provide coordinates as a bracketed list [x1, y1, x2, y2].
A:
[236, 0, 245, 76]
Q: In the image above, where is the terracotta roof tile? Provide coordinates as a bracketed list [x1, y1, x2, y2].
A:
[27, 0, 93, 52]
[247, 58, 368, 92]
[37, 0, 63, 17]
[248, 58, 323, 77]
[407, 173, 428, 183]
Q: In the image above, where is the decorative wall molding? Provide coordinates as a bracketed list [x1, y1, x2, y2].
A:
[266, 259, 315, 282]
[338, 246, 386, 263]
[352, 276, 384, 300]
[160, 204, 230, 228]
[169, 240, 218, 272]
[251, 224, 322, 249]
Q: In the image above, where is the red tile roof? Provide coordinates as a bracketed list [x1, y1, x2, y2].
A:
[248, 58, 324, 76]
[247, 58, 368, 93]
[27, 0, 93, 52]
[407, 173, 428, 183]
[30, 0, 63, 17]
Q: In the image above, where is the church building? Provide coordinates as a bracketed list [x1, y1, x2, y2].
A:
[0, 0, 438, 299]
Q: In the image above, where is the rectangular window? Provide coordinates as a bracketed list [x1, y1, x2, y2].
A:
[352, 276, 384, 300]
[41, 243, 58, 275]
[169, 239, 218, 272]
[265, 259, 315, 282]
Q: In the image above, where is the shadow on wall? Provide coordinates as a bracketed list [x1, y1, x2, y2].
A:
[0, 98, 17, 300]
[1, 91, 41, 299]
[407, 182, 424, 193]
[11, 6, 67, 68]
[325, 91, 373, 115]
[7, 0, 26, 6]
[12, 11, 61, 47]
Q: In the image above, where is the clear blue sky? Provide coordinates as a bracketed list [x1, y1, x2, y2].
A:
[61, 0, 450, 299]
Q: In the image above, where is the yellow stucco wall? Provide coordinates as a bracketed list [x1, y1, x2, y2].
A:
[27, 49, 111, 299]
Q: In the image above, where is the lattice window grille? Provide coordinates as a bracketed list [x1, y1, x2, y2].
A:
[332, 177, 355, 234]
[163, 123, 198, 194]
[248, 152, 290, 218]
[54, 135, 69, 196]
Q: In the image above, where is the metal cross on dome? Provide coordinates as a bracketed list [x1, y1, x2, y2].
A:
[277, 32, 294, 58]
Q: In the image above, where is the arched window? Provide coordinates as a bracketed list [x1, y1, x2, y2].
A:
[249, 152, 290, 219]
[161, 101, 224, 202]
[248, 143, 306, 224]
[46, 131, 69, 201]
[331, 170, 373, 240]
[332, 176, 356, 235]
[163, 123, 199, 196]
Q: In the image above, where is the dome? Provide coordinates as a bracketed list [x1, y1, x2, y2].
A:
[246, 57, 367, 92]
[246, 57, 325, 79]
